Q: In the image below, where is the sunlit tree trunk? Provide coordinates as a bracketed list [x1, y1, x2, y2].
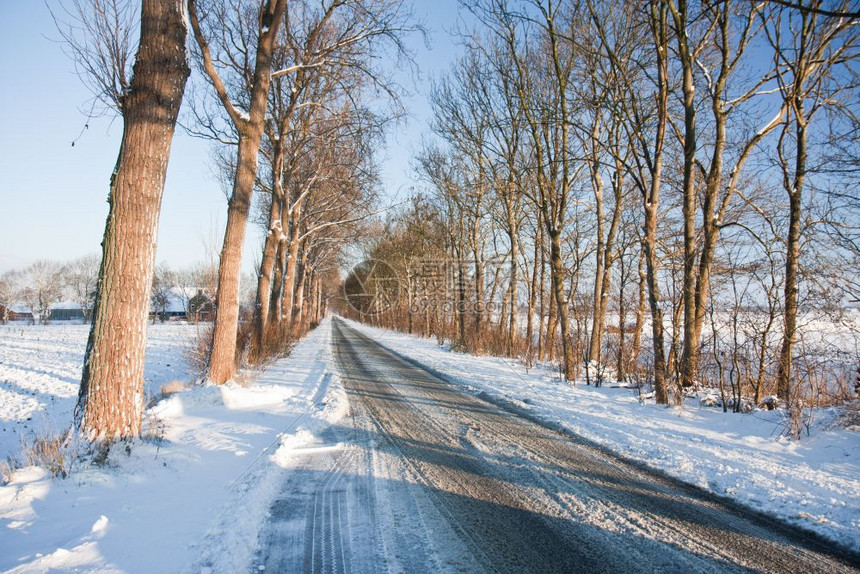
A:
[251, 142, 285, 359]
[189, 0, 287, 384]
[76, 0, 189, 440]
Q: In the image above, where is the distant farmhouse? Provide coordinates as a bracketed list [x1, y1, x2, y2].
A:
[0, 304, 34, 323]
[49, 301, 86, 322]
[187, 290, 214, 322]
[151, 288, 213, 323]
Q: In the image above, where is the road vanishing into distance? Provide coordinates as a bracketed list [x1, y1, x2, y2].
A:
[256, 318, 860, 573]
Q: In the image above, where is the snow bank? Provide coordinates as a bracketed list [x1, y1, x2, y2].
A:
[343, 318, 860, 552]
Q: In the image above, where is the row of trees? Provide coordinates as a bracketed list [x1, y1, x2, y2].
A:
[343, 0, 860, 433]
[57, 0, 415, 445]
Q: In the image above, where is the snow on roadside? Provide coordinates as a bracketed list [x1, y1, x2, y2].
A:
[343, 317, 860, 552]
[0, 318, 346, 573]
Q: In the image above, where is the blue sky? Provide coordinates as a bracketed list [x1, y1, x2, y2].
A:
[0, 0, 462, 274]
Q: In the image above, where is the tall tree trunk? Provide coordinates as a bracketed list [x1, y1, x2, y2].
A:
[314, 274, 323, 323]
[75, 0, 189, 441]
[539, 230, 549, 361]
[617, 253, 628, 381]
[525, 222, 540, 359]
[549, 230, 576, 381]
[191, 0, 287, 384]
[251, 148, 285, 358]
[406, 268, 415, 334]
[473, 261, 485, 352]
[588, 131, 606, 366]
[631, 249, 646, 369]
[456, 252, 467, 347]
[671, 0, 700, 391]
[507, 219, 519, 356]
[777, 113, 806, 403]
[642, 0, 670, 405]
[589, 157, 623, 368]
[643, 200, 669, 404]
[208, 134, 264, 380]
[271, 240, 286, 319]
[281, 208, 302, 333]
[292, 246, 310, 335]
[471, 226, 485, 353]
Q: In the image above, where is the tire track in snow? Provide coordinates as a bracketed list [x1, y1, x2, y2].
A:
[330, 318, 860, 574]
[255, 319, 860, 573]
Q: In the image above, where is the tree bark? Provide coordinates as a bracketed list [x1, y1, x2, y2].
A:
[526, 220, 540, 359]
[75, 0, 189, 441]
[631, 249, 646, 370]
[507, 222, 519, 355]
[191, 0, 287, 384]
[251, 145, 285, 359]
[549, 230, 576, 381]
[281, 205, 303, 333]
[643, 0, 670, 404]
[208, 133, 265, 380]
[777, 114, 806, 403]
[587, 114, 607, 366]
[669, 0, 700, 391]
[292, 244, 310, 335]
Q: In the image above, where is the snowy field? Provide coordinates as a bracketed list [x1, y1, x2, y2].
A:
[343, 318, 860, 553]
[0, 323, 206, 462]
[0, 317, 858, 572]
[0, 320, 345, 573]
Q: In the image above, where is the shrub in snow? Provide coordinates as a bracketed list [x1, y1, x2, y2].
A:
[582, 361, 616, 387]
[727, 397, 755, 413]
[449, 341, 469, 353]
[160, 380, 190, 396]
[699, 394, 721, 408]
[2, 428, 74, 482]
[185, 323, 214, 378]
[759, 395, 780, 411]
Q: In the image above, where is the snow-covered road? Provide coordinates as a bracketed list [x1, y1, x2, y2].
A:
[256, 318, 860, 573]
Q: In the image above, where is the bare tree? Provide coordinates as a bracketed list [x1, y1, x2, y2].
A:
[469, 0, 582, 380]
[0, 270, 21, 325]
[150, 263, 175, 322]
[67, 0, 190, 442]
[590, 0, 672, 402]
[666, 0, 785, 390]
[64, 254, 100, 321]
[762, 0, 860, 416]
[188, 0, 288, 383]
[19, 261, 64, 324]
[51, 0, 137, 115]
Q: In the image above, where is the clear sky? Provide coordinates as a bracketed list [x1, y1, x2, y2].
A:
[0, 0, 463, 274]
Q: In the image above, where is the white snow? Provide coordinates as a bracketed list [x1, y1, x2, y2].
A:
[342, 317, 860, 553]
[0, 323, 203, 460]
[0, 319, 345, 573]
[1, 316, 858, 573]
